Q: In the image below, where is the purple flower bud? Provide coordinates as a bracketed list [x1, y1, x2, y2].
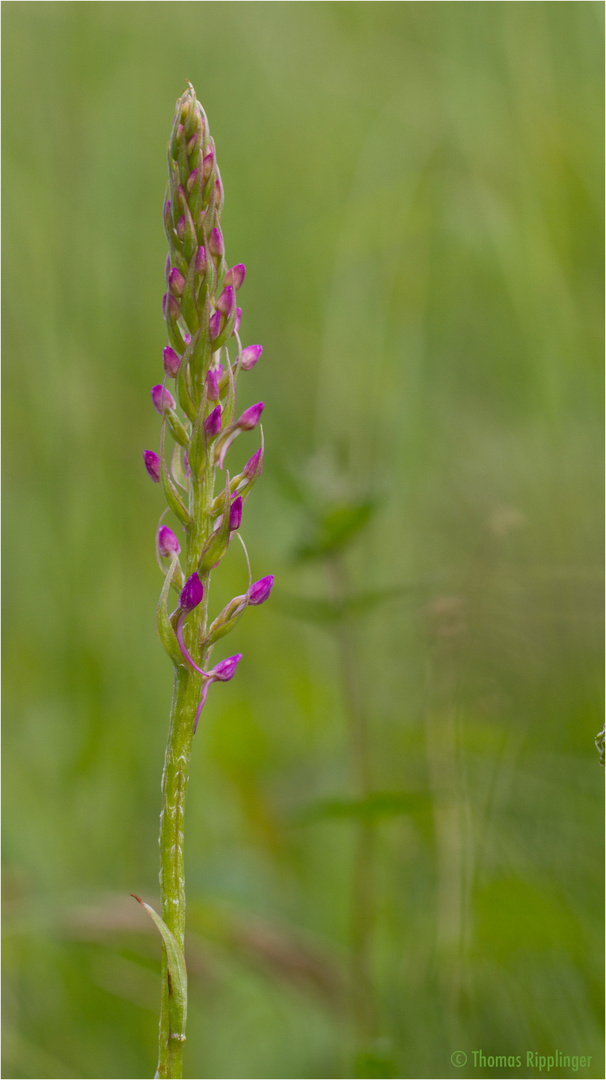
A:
[217, 285, 234, 318]
[163, 346, 182, 378]
[158, 525, 181, 557]
[243, 446, 263, 479]
[163, 292, 181, 321]
[143, 450, 161, 482]
[249, 575, 274, 606]
[195, 246, 206, 274]
[206, 367, 222, 401]
[237, 402, 264, 430]
[204, 405, 222, 437]
[186, 168, 200, 194]
[233, 307, 242, 335]
[179, 572, 204, 613]
[229, 496, 243, 531]
[203, 151, 214, 179]
[240, 345, 263, 371]
[209, 310, 222, 340]
[151, 384, 177, 415]
[176, 215, 186, 240]
[168, 267, 186, 297]
[209, 227, 224, 258]
[225, 263, 246, 290]
[187, 132, 200, 156]
[210, 653, 242, 682]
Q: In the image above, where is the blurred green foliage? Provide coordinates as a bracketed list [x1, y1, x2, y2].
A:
[2, 3, 603, 1078]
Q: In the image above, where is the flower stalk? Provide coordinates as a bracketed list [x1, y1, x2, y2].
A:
[142, 84, 272, 1079]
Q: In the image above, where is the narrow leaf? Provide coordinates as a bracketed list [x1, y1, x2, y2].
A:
[131, 895, 187, 1042]
[156, 555, 186, 667]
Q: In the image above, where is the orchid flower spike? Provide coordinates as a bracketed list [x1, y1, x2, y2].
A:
[149, 84, 273, 1073]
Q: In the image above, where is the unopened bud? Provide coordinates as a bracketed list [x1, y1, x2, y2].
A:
[158, 525, 181, 557]
[186, 168, 200, 194]
[209, 310, 222, 340]
[206, 367, 223, 401]
[249, 575, 274, 606]
[237, 402, 264, 430]
[209, 227, 224, 258]
[217, 286, 234, 318]
[176, 215, 186, 240]
[210, 654, 242, 681]
[151, 384, 177, 415]
[163, 292, 181, 321]
[243, 446, 263, 479]
[229, 496, 243, 531]
[168, 267, 186, 297]
[203, 151, 214, 179]
[225, 263, 246, 290]
[204, 405, 222, 437]
[179, 572, 203, 613]
[163, 346, 182, 378]
[240, 345, 262, 371]
[195, 246, 206, 274]
[143, 450, 161, 482]
[187, 132, 200, 157]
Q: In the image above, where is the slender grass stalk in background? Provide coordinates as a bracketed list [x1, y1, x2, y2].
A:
[326, 552, 377, 1047]
[139, 84, 273, 1079]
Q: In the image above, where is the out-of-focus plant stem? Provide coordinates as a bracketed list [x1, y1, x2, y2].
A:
[327, 554, 377, 1045]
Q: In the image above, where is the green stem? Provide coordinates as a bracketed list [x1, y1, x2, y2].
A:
[157, 667, 196, 1078]
[157, 461, 213, 1079]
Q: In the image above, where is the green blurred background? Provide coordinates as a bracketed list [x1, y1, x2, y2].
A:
[2, 3, 603, 1078]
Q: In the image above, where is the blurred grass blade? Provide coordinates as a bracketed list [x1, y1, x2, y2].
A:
[295, 499, 378, 560]
[296, 791, 429, 825]
[277, 582, 430, 626]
